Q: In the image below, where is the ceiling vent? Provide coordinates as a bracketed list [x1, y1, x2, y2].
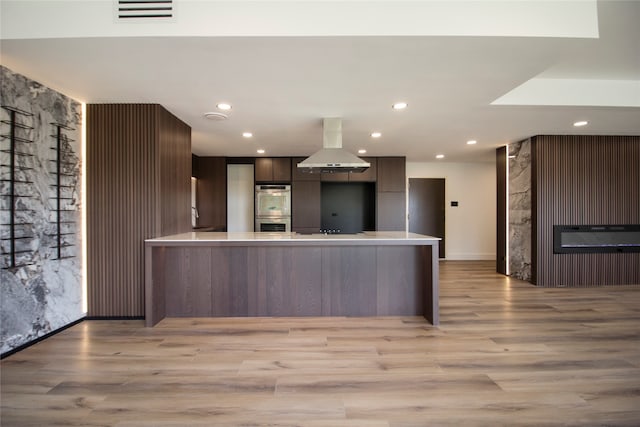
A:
[116, 0, 174, 21]
[203, 112, 228, 121]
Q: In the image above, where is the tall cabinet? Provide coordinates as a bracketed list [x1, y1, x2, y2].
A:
[292, 157, 321, 233]
[192, 155, 226, 230]
[87, 104, 191, 317]
[376, 157, 406, 231]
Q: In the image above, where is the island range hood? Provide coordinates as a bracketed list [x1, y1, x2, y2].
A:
[297, 118, 370, 173]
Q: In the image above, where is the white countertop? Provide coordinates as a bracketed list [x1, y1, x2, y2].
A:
[146, 231, 440, 245]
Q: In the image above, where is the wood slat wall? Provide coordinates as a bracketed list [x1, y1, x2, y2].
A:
[533, 135, 640, 287]
[87, 104, 191, 317]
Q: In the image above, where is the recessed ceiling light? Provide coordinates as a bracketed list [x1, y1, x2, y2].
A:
[242, 132, 253, 138]
[573, 120, 588, 127]
[371, 132, 382, 138]
[436, 154, 445, 159]
[467, 140, 477, 145]
[216, 103, 232, 111]
[203, 112, 228, 121]
[358, 149, 367, 154]
[392, 102, 408, 110]
[257, 149, 265, 154]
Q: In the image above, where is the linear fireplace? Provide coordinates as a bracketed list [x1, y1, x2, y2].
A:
[554, 225, 640, 254]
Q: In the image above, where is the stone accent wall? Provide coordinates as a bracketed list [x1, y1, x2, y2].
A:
[0, 66, 83, 355]
[508, 139, 532, 281]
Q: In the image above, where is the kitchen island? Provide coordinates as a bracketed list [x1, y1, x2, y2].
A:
[145, 231, 440, 326]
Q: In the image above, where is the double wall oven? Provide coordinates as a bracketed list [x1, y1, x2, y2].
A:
[255, 185, 291, 232]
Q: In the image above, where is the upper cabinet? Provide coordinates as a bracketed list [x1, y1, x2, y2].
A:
[349, 157, 377, 182]
[320, 172, 349, 182]
[255, 157, 292, 183]
[319, 157, 377, 182]
[376, 157, 406, 231]
[377, 157, 406, 192]
[292, 157, 320, 181]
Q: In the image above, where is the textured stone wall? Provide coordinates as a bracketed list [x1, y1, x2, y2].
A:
[508, 139, 532, 281]
[1, 66, 83, 354]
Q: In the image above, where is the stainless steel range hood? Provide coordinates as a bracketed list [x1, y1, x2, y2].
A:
[297, 118, 370, 173]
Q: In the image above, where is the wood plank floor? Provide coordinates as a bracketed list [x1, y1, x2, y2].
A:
[2, 261, 640, 426]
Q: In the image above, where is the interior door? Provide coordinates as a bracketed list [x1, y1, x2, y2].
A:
[409, 178, 445, 258]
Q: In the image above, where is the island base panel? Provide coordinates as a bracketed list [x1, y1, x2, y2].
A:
[146, 243, 438, 326]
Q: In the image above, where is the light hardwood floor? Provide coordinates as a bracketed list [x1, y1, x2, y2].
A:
[2, 261, 640, 426]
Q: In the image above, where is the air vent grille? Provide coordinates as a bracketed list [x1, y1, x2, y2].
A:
[117, 0, 174, 20]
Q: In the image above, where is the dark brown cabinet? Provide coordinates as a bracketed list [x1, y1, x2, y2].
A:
[320, 157, 377, 182]
[377, 157, 406, 192]
[254, 158, 271, 182]
[194, 156, 227, 230]
[194, 155, 403, 234]
[349, 157, 377, 182]
[292, 181, 321, 232]
[292, 157, 321, 232]
[273, 158, 291, 182]
[321, 172, 349, 182]
[376, 192, 406, 231]
[376, 157, 406, 231]
[291, 157, 321, 181]
[255, 157, 291, 183]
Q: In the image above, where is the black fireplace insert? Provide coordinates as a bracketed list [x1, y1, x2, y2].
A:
[554, 224, 640, 254]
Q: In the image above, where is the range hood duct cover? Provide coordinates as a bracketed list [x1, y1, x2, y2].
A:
[297, 118, 370, 173]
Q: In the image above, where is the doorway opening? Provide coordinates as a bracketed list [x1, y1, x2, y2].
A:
[409, 178, 445, 258]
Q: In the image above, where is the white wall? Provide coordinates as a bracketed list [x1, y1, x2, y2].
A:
[227, 164, 254, 232]
[407, 162, 496, 260]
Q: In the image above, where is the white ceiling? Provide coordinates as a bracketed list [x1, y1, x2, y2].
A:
[1, 0, 639, 162]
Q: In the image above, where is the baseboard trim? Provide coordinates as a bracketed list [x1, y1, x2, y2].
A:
[84, 316, 144, 321]
[445, 253, 496, 261]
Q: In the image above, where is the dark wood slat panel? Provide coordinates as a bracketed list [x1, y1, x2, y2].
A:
[87, 104, 191, 317]
[534, 135, 640, 287]
[87, 104, 156, 317]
